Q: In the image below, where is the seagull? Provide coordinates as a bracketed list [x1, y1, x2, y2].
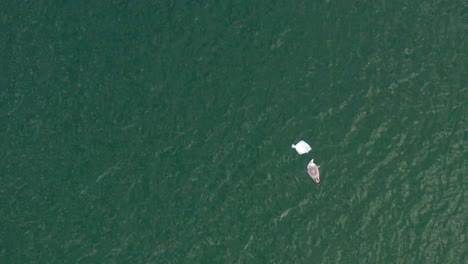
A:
[307, 159, 320, 185]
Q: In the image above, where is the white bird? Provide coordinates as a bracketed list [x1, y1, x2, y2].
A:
[291, 140, 312, 155]
[307, 159, 320, 185]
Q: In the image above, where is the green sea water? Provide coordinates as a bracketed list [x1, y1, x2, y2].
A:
[1, 1, 466, 263]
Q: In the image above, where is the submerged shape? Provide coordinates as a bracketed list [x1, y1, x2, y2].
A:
[291, 140, 311, 155]
[307, 159, 320, 185]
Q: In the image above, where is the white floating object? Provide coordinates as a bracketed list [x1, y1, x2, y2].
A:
[307, 159, 320, 185]
[291, 140, 311, 155]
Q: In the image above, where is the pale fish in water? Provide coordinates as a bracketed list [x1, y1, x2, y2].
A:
[291, 140, 312, 155]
